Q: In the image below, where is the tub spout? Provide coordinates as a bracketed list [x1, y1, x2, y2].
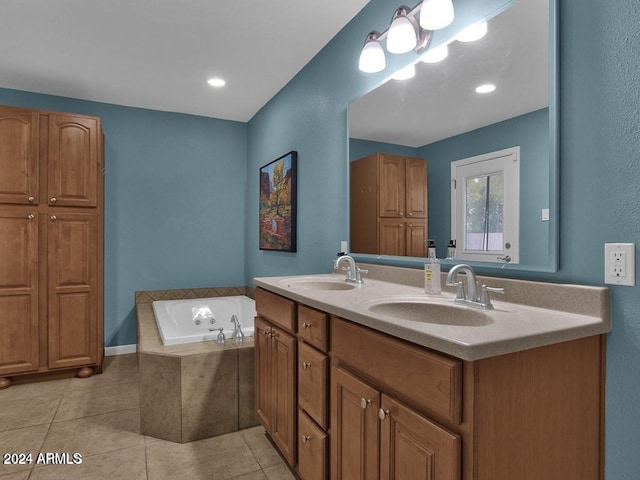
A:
[231, 315, 245, 342]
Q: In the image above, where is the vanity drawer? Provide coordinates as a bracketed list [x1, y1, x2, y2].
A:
[255, 288, 296, 333]
[331, 317, 462, 424]
[298, 341, 328, 429]
[298, 304, 329, 352]
[298, 410, 328, 480]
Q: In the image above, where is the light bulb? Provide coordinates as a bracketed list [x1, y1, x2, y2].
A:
[391, 63, 416, 80]
[456, 21, 488, 42]
[420, 43, 448, 63]
[419, 0, 455, 31]
[387, 7, 418, 54]
[359, 32, 386, 73]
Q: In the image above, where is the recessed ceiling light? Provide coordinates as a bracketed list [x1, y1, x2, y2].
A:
[475, 83, 496, 94]
[207, 77, 226, 87]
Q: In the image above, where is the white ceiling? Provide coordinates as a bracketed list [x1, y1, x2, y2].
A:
[0, 0, 369, 122]
[349, 0, 549, 148]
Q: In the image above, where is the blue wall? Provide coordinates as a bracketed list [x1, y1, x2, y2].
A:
[349, 138, 418, 161]
[0, 89, 248, 347]
[246, 0, 640, 477]
[419, 108, 549, 265]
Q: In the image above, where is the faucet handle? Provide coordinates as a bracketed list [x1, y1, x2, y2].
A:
[480, 284, 505, 309]
[355, 267, 368, 284]
[452, 281, 466, 300]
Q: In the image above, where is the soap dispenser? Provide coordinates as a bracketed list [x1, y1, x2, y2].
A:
[424, 239, 441, 295]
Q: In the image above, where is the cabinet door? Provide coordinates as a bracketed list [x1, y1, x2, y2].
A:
[0, 211, 39, 374]
[47, 212, 98, 368]
[406, 222, 427, 257]
[380, 395, 460, 480]
[255, 316, 274, 431]
[48, 114, 99, 207]
[298, 410, 328, 480]
[378, 220, 405, 256]
[271, 325, 297, 466]
[298, 342, 328, 429]
[331, 366, 380, 480]
[0, 106, 39, 205]
[405, 158, 427, 219]
[378, 154, 405, 218]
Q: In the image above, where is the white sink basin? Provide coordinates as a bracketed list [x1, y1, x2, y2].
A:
[280, 277, 356, 291]
[363, 296, 493, 326]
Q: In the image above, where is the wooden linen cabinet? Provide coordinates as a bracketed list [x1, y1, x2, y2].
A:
[0, 104, 104, 388]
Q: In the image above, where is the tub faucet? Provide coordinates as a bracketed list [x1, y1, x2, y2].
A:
[230, 315, 245, 342]
[333, 254, 367, 284]
[446, 263, 504, 309]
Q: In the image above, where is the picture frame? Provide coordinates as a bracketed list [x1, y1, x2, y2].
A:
[259, 151, 297, 252]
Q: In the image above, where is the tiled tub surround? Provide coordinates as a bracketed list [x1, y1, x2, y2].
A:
[258, 263, 611, 361]
[136, 287, 259, 443]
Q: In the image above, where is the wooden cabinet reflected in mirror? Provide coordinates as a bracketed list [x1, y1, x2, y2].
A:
[350, 152, 427, 257]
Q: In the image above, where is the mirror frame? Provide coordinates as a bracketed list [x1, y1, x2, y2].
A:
[348, 0, 559, 274]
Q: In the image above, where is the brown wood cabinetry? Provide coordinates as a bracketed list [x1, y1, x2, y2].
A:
[255, 288, 605, 480]
[254, 294, 297, 466]
[0, 104, 103, 389]
[350, 152, 427, 256]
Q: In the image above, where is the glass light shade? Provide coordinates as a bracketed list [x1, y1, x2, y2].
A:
[456, 21, 488, 42]
[391, 63, 416, 80]
[359, 36, 386, 73]
[420, 43, 448, 63]
[387, 8, 418, 54]
[419, 0, 455, 31]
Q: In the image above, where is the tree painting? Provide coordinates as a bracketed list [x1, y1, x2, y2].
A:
[259, 152, 297, 251]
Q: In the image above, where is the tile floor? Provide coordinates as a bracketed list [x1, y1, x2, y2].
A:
[0, 354, 295, 480]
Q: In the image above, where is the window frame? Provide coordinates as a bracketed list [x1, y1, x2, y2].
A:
[450, 146, 520, 264]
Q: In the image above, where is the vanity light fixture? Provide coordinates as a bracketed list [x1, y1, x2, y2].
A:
[456, 21, 488, 42]
[359, 31, 386, 73]
[475, 83, 496, 94]
[391, 63, 416, 80]
[358, 0, 455, 73]
[420, 43, 449, 63]
[207, 77, 226, 87]
[419, 0, 455, 31]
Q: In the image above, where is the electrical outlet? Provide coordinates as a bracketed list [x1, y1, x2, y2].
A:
[604, 243, 635, 286]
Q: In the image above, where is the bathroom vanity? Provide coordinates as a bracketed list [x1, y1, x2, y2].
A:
[253, 264, 610, 480]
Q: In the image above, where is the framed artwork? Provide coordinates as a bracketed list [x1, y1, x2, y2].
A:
[259, 151, 297, 252]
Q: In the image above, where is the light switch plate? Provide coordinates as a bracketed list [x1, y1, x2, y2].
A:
[604, 243, 635, 286]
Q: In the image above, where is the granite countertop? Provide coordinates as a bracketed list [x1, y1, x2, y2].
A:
[253, 269, 611, 361]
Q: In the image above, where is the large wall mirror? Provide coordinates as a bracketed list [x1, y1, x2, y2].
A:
[348, 0, 558, 273]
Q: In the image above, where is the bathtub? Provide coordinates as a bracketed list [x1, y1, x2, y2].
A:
[152, 295, 256, 346]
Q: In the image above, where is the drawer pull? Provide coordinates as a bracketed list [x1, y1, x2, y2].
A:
[301, 435, 311, 443]
[302, 361, 311, 369]
[50, 215, 57, 221]
[28, 214, 35, 220]
[379, 408, 389, 421]
[50, 197, 57, 203]
[360, 398, 372, 410]
[28, 196, 35, 202]
[262, 330, 271, 337]
[302, 322, 311, 329]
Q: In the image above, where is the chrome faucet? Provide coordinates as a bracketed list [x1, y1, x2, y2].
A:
[230, 314, 245, 342]
[333, 255, 367, 284]
[446, 263, 504, 309]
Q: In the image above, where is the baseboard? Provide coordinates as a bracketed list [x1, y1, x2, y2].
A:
[104, 344, 137, 356]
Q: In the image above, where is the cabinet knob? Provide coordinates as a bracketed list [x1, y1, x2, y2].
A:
[50, 197, 57, 203]
[50, 215, 57, 221]
[28, 214, 35, 220]
[399, 212, 404, 216]
[302, 322, 311, 329]
[28, 196, 35, 203]
[378, 408, 389, 420]
[302, 361, 311, 369]
[301, 435, 311, 444]
[360, 398, 372, 410]
[407, 212, 412, 216]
